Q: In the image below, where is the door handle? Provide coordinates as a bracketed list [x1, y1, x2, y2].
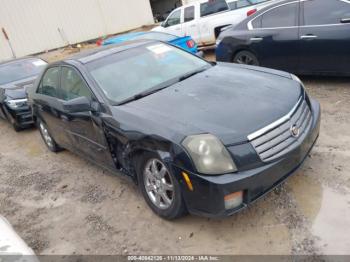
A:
[250, 37, 263, 42]
[175, 27, 181, 30]
[190, 24, 196, 28]
[301, 35, 318, 40]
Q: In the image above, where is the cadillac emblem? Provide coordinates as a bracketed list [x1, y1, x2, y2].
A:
[290, 125, 300, 138]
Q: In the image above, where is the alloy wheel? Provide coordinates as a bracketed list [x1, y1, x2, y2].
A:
[39, 122, 54, 148]
[143, 159, 174, 210]
[235, 52, 258, 66]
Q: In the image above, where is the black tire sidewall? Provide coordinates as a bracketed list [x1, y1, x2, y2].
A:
[136, 152, 186, 220]
[234, 50, 259, 66]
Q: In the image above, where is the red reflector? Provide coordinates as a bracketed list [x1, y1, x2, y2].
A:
[247, 9, 257, 16]
[186, 39, 195, 49]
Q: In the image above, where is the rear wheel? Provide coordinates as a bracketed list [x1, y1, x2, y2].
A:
[137, 152, 186, 220]
[38, 119, 61, 152]
[233, 50, 259, 66]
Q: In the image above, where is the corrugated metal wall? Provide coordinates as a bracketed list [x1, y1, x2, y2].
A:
[0, 0, 155, 61]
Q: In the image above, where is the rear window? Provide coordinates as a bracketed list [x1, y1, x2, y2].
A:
[0, 59, 47, 85]
[200, 0, 229, 17]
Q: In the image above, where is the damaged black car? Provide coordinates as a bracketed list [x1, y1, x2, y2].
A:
[27, 41, 320, 219]
[0, 58, 47, 131]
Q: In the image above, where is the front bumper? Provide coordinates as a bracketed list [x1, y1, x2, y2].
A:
[4, 105, 34, 127]
[176, 99, 321, 218]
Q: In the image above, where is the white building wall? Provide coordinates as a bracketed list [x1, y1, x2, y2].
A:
[0, 0, 154, 61]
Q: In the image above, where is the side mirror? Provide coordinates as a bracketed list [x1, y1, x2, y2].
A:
[63, 96, 92, 113]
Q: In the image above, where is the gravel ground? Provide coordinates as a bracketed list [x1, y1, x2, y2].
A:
[0, 46, 349, 255]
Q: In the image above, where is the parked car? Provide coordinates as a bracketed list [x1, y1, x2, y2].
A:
[28, 41, 320, 219]
[98, 31, 202, 56]
[152, 0, 277, 46]
[216, 0, 350, 75]
[0, 215, 38, 260]
[0, 58, 47, 131]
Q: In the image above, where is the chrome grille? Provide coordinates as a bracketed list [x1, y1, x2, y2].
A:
[248, 97, 313, 162]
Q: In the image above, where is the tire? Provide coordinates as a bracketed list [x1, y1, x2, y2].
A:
[37, 119, 61, 152]
[136, 152, 187, 220]
[233, 50, 259, 66]
[12, 122, 22, 132]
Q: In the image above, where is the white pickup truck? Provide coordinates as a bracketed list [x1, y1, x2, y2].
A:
[152, 0, 277, 46]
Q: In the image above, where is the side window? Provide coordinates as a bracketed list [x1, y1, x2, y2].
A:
[37, 67, 60, 98]
[184, 6, 195, 22]
[304, 0, 350, 25]
[252, 16, 262, 28]
[60, 67, 92, 101]
[200, 0, 229, 17]
[164, 9, 181, 27]
[237, 0, 251, 8]
[228, 0, 251, 10]
[261, 3, 298, 28]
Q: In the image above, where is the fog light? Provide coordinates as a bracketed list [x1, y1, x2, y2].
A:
[224, 191, 243, 210]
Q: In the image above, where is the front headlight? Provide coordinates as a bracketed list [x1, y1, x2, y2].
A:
[182, 134, 237, 175]
[6, 98, 28, 109]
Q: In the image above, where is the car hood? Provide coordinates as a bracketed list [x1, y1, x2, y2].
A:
[114, 63, 302, 145]
[0, 76, 37, 100]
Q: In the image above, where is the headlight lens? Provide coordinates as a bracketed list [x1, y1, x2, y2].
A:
[6, 98, 28, 109]
[182, 134, 237, 175]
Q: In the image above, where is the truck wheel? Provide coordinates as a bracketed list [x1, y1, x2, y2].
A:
[137, 152, 187, 220]
[233, 51, 259, 66]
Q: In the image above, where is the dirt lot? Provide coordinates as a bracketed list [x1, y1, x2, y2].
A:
[0, 46, 349, 255]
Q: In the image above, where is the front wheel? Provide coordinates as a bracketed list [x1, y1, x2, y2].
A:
[233, 50, 259, 66]
[38, 119, 61, 152]
[137, 153, 186, 220]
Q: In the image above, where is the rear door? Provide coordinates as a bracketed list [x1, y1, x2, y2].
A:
[183, 5, 201, 42]
[59, 66, 115, 168]
[248, 1, 300, 72]
[198, 0, 230, 44]
[162, 8, 183, 37]
[299, 0, 350, 74]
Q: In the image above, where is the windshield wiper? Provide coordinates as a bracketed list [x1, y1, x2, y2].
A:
[178, 67, 208, 82]
[116, 83, 174, 106]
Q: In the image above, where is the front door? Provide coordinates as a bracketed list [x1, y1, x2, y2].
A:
[59, 66, 115, 168]
[299, 0, 350, 74]
[162, 9, 183, 37]
[34, 66, 72, 147]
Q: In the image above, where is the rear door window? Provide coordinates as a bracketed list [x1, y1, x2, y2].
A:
[200, 0, 229, 17]
[37, 67, 60, 98]
[260, 3, 298, 28]
[184, 6, 195, 22]
[303, 0, 350, 25]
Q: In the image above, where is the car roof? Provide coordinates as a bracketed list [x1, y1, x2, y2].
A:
[64, 39, 156, 64]
[0, 57, 43, 66]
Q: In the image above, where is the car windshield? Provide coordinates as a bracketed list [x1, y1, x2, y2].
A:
[87, 43, 210, 105]
[132, 32, 178, 42]
[0, 58, 47, 85]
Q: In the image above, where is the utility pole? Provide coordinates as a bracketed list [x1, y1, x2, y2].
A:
[2, 27, 16, 58]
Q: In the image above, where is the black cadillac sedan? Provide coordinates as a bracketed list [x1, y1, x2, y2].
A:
[28, 40, 320, 219]
[0, 58, 47, 131]
[216, 0, 350, 76]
